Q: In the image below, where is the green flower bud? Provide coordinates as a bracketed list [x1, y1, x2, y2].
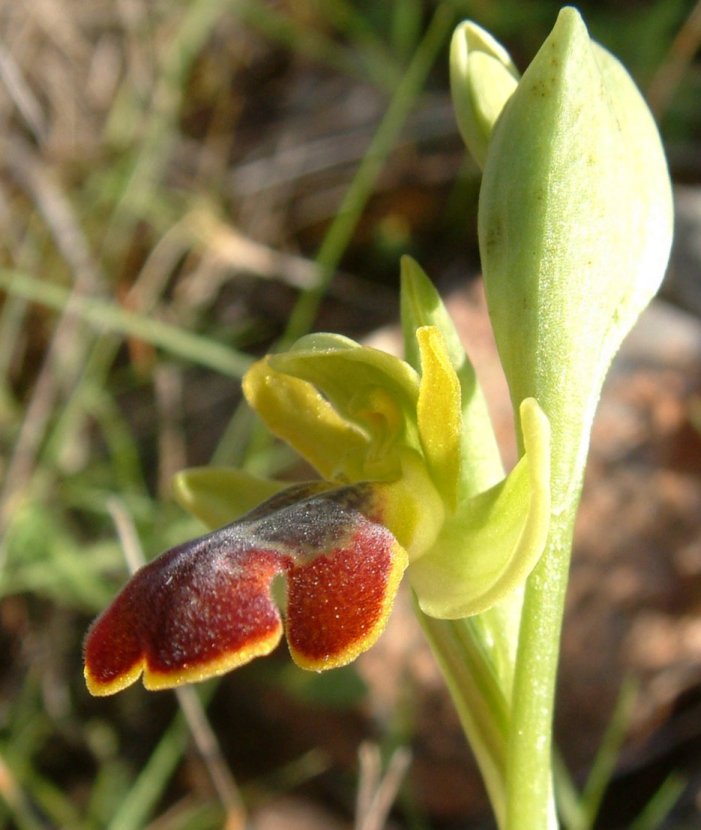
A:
[478, 7, 673, 503]
[450, 21, 520, 168]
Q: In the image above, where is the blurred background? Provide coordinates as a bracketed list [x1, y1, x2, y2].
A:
[0, 1, 700, 828]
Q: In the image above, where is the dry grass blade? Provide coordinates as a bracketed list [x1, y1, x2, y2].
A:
[0, 42, 47, 144]
[355, 742, 411, 830]
[106, 497, 249, 830]
[173, 687, 248, 830]
[154, 364, 187, 498]
[0, 136, 106, 561]
[186, 208, 321, 292]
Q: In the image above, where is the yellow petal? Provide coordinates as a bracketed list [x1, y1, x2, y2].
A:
[416, 326, 462, 509]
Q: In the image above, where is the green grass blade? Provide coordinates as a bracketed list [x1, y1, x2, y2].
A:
[0, 270, 251, 378]
[553, 750, 586, 830]
[106, 682, 220, 830]
[628, 773, 686, 830]
[579, 677, 638, 827]
[281, 2, 455, 344]
[105, 712, 191, 830]
[237, 0, 391, 86]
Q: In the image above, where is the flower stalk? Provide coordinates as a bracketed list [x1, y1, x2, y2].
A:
[84, 7, 673, 829]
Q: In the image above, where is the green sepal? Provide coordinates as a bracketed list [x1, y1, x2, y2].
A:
[172, 467, 287, 529]
[409, 398, 550, 618]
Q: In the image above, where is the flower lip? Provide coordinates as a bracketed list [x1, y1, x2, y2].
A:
[84, 482, 408, 695]
[83, 532, 284, 695]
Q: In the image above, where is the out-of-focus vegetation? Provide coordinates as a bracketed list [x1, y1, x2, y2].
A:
[0, 1, 698, 828]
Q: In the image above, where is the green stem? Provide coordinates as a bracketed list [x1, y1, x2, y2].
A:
[505, 493, 581, 829]
[418, 611, 511, 830]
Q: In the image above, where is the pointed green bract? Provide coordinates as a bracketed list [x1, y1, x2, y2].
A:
[466, 11, 674, 825]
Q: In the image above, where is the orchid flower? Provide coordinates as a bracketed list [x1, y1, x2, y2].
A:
[84, 7, 674, 829]
[84, 261, 551, 696]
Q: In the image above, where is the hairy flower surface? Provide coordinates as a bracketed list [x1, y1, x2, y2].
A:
[85, 483, 407, 695]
